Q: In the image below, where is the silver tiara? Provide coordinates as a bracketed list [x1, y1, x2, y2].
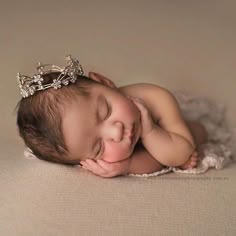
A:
[17, 55, 85, 98]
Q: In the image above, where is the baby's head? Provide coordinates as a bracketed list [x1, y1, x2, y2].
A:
[16, 57, 141, 166]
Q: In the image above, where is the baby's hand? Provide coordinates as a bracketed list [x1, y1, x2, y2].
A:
[129, 96, 155, 139]
[80, 157, 132, 178]
[179, 151, 199, 169]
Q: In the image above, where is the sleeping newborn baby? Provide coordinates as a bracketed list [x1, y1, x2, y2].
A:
[16, 55, 208, 178]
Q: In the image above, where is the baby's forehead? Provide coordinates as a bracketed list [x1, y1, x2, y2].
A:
[59, 87, 90, 105]
[60, 83, 112, 114]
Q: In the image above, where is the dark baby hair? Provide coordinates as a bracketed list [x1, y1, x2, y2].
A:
[15, 72, 97, 166]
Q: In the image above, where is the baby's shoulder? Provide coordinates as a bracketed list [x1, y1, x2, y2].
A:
[119, 83, 175, 122]
[119, 82, 167, 99]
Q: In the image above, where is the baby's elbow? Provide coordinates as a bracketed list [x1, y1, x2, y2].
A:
[176, 145, 195, 167]
[162, 143, 195, 167]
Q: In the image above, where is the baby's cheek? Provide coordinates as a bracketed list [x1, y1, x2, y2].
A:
[102, 146, 130, 163]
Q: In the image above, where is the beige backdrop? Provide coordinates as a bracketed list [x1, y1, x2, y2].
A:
[1, 1, 235, 236]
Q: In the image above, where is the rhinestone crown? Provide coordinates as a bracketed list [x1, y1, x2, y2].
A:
[17, 55, 84, 98]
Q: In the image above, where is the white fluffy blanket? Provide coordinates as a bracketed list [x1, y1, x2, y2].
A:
[24, 91, 235, 178]
[129, 90, 235, 177]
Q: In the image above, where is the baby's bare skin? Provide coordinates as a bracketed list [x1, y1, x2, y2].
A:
[144, 120, 208, 171]
[177, 120, 208, 169]
[151, 120, 208, 171]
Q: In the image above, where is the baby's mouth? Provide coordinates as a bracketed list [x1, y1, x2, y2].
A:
[124, 124, 134, 138]
[128, 123, 139, 147]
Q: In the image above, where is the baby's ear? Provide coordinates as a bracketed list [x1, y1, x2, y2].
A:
[88, 72, 116, 88]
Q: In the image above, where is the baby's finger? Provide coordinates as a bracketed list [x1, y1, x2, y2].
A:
[82, 159, 106, 174]
[81, 165, 88, 170]
[80, 161, 90, 170]
[130, 97, 145, 106]
[129, 97, 149, 116]
[132, 98, 149, 115]
[97, 160, 125, 177]
[84, 159, 118, 178]
[96, 160, 116, 172]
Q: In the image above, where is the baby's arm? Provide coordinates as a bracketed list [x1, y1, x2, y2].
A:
[131, 89, 196, 167]
[142, 124, 195, 167]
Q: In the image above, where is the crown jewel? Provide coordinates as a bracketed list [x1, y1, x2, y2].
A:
[17, 55, 84, 98]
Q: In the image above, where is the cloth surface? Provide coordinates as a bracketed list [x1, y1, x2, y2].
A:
[1, 145, 236, 236]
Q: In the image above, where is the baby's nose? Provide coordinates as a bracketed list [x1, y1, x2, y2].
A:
[110, 121, 124, 142]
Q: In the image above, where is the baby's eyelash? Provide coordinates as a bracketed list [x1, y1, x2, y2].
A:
[96, 139, 103, 157]
[96, 145, 101, 156]
[104, 102, 111, 120]
[99, 140, 106, 157]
